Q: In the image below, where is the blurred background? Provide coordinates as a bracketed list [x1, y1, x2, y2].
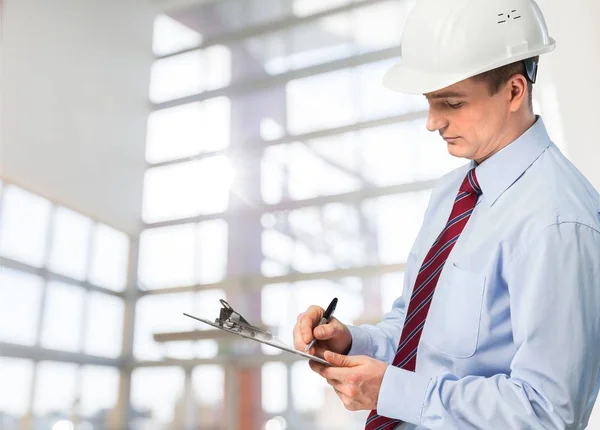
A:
[0, 0, 599, 429]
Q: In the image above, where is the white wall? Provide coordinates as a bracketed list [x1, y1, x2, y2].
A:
[527, 2, 600, 426]
[540, 0, 600, 190]
[0, 0, 155, 235]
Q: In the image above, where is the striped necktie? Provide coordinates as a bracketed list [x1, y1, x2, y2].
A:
[365, 168, 482, 430]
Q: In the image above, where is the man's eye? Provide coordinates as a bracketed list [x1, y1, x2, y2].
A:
[446, 101, 463, 109]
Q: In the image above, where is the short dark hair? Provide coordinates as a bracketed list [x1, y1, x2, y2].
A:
[471, 56, 539, 109]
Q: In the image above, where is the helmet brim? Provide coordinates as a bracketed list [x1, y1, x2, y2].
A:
[383, 38, 556, 95]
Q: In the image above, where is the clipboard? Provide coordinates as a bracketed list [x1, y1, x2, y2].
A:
[183, 299, 332, 366]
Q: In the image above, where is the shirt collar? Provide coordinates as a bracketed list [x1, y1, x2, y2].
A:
[472, 116, 551, 207]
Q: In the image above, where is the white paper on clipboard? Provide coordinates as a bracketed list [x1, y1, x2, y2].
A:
[183, 312, 333, 366]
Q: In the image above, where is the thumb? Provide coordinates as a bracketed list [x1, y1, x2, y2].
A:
[324, 350, 357, 367]
[314, 323, 335, 340]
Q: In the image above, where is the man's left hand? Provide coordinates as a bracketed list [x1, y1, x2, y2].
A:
[309, 351, 388, 411]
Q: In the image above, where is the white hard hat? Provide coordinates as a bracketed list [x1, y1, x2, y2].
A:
[383, 0, 556, 94]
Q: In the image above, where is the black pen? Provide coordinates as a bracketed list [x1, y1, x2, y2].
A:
[304, 297, 338, 353]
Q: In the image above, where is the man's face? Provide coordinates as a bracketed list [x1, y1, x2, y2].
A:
[424, 77, 513, 164]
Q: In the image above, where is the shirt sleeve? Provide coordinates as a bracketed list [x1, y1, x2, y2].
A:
[376, 222, 600, 429]
[346, 292, 408, 363]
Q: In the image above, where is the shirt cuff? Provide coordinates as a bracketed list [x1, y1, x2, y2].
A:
[377, 365, 432, 425]
[346, 325, 373, 356]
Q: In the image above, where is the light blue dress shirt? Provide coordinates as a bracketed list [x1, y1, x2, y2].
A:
[348, 117, 600, 429]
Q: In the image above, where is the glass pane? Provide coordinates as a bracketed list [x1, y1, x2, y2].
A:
[261, 135, 361, 204]
[130, 367, 184, 427]
[0, 358, 34, 419]
[262, 278, 362, 348]
[80, 365, 119, 418]
[192, 365, 224, 404]
[83, 292, 124, 358]
[286, 69, 355, 135]
[291, 361, 327, 412]
[153, 14, 202, 57]
[33, 361, 78, 416]
[138, 224, 195, 290]
[134, 293, 195, 360]
[163, 340, 196, 360]
[262, 362, 287, 414]
[146, 97, 231, 164]
[150, 50, 203, 104]
[195, 289, 227, 318]
[192, 365, 225, 428]
[40, 281, 85, 352]
[0, 267, 44, 345]
[360, 121, 466, 186]
[381, 272, 404, 314]
[262, 204, 367, 276]
[289, 13, 355, 71]
[0, 186, 52, 267]
[204, 45, 232, 91]
[142, 156, 233, 223]
[293, 0, 350, 17]
[196, 340, 219, 359]
[150, 46, 231, 104]
[356, 59, 429, 120]
[353, 0, 411, 54]
[88, 223, 130, 292]
[196, 220, 228, 284]
[362, 190, 432, 264]
[48, 206, 92, 281]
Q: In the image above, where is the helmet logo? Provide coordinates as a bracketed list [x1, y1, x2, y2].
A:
[498, 10, 522, 24]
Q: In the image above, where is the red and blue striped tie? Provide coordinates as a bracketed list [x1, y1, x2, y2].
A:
[365, 168, 482, 430]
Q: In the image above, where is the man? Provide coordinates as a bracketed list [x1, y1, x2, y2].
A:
[293, 0, 600, 428]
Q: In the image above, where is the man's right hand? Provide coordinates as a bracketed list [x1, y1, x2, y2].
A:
[293, 305, 353, 358]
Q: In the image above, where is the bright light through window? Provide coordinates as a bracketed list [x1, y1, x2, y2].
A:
[146, 97, 231, 164]
[152, 14, 203, 57]
[33, 361, 78, 416]
[0, 185, 51, 267]
[142, 156, 234, 223]
[0, 268, 43, 345]
[262, 362, 288, 413]
[40, 281, 85, 352]
[48, 206, 92, 281]
[0, 358, 34, 417]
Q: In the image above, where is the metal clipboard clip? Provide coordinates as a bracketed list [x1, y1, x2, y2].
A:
[182, 300, 332, 366]
[215, 299, 273, 341]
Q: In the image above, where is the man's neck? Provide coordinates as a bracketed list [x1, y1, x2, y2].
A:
[476, 112, 537, 164]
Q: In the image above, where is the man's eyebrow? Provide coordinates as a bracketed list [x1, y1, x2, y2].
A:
[425, 91, 468, 99]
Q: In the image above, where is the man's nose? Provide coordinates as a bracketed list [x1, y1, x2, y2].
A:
[426, 109, 448, 132]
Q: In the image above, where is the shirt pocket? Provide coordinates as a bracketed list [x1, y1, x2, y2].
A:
[420, 262, 486, 359]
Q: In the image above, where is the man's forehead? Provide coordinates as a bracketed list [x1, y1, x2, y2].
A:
[424, 90, 468, 99]
[424, 79, 477, 99]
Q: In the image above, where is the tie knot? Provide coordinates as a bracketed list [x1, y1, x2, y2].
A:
[460, 168, 482, 196]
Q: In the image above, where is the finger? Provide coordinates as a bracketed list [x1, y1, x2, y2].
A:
[292, 322, 306, 351]
[311, 345, 328, 359]
[298, 306, 324, 344]
[309, 359, 327, 376]
[313, 318, 337, 340]
[325, 350, 359, 367]
[325, 377, 343, 390]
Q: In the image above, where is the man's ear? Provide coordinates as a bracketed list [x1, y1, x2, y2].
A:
[508, 74, 528, 112]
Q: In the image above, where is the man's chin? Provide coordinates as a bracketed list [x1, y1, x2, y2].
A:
[447, 143, 470, 159]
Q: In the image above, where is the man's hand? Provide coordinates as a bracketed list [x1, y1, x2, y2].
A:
[309, 351, 388, 411]
[293, 305, 352, 358]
